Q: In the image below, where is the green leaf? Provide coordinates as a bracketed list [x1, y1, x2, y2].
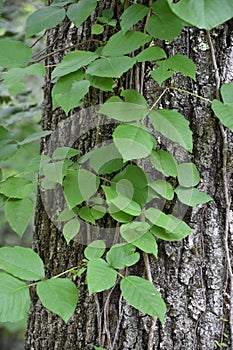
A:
[121, 89, 148, 108]
[120, 4, 150, 33]
[56, 79, 90, 114]
[112, 165, 148, 207]
[132, 232, 158, 257]
[221, 83, 233, 104]
[18, 130, 52, 145]
[52, 70, 85, 112]
[149, 180, 174, 200]
[212, 100, 233, 131]
[91, 23, 104, 35]
[87, 258, 117, 294]
[90, 205, 106, 219]
[0, 177, 35, 199]
[150, 225, 186, 241]
[145, 207, 192, 240]
[120, 221, 151, 243]
[89, 143, 124, 174]
[0, 194, 6, 208]
[0, 272, 30, 322]
[63, 169, 100, 208]
[120, 276, 166, 322]
[102, 30, 151, 57]
[0, 39, 32, 68]
[102, 9, 114, 20]
[25, 6, 66, 37]
[108, 204, 134, 223]
[57, 208, 76, 222]
[78, 206, 96, 224]
[41, 178, 57, 190]
[63, 218, 80, 244]
[0, 144, 18, 161]
[5, 199, 34, 237]
[136, 46, 167, 62]
[51, 51, 98, 79]
[43, 160, 70, 184]
[85, 74, 113, 92]
[0, 246, 44, 281]
[150, 150, 178, 177]
[94, 347, 106, 350]
[0, 125, 13, 144]
[36, 278, 78, 323]
[113, 123, 156, 160]
[3, 63, 46, 95]
[52, 147, 80, 160]
[86, 56, 136, 78]
[167, 0, 233, 30]
[150, 109, 193, 152]
[151, 54, 196, 85]
[84, 240, 106, 260]
[99, 102, 148, 122]
[106, 243, 140, 269]
[148, 0, 183, 42]
[67, 0, 97, 27]
[102, 184, 142, 216]
[175, 186, 212, 206]
[177, 162, 200, 187]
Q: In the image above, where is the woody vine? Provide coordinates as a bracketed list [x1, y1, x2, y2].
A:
[0, 0, 233, 349]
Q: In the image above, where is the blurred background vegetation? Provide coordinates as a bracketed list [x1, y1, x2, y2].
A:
[0, 1, 44, 348]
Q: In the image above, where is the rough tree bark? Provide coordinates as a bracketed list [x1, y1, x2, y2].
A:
[25, 1, 233, 349]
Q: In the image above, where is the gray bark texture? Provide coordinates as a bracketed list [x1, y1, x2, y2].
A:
[24, 1, 233, 349]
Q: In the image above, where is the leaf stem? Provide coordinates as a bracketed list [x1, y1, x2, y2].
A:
[52, 265, 84, 279]
[167, 86, 212, 103]
[149, 88, 168, 111]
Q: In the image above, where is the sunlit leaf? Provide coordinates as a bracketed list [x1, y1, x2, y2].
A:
[102, 30, 151, 57]
[25, 6, 66, 37]
[67, 0, 97, 27]
[0, 272, 30, 322]
[120, 4, 150, 33]
[5, 199, 34, 237]
[0, 246, 44, 281]
[87, 258, 117, 294]
[0, 39, 31, 68]
[120, 276, 166, 322]
[167, 0, 233, 30]
[37, 278, 78, 323]
[150, 109, 193, 152]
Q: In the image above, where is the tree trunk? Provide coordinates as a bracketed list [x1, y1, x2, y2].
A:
[24, 1, 233, 349]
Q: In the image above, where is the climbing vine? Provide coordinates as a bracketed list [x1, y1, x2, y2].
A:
[0, 0, 233, 348]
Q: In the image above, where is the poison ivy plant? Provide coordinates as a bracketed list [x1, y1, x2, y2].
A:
[0, 0, 231, 334]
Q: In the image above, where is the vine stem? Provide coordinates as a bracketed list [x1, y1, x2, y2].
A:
[206, 30, 233, 349]
[143, 252, 157, 350]
[30, 39, 103, 64]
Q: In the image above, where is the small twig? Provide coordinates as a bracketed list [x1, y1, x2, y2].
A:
[207, 29, 233, 349]
[30, 31, 47, 48]
[30, 39, 103, 64]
